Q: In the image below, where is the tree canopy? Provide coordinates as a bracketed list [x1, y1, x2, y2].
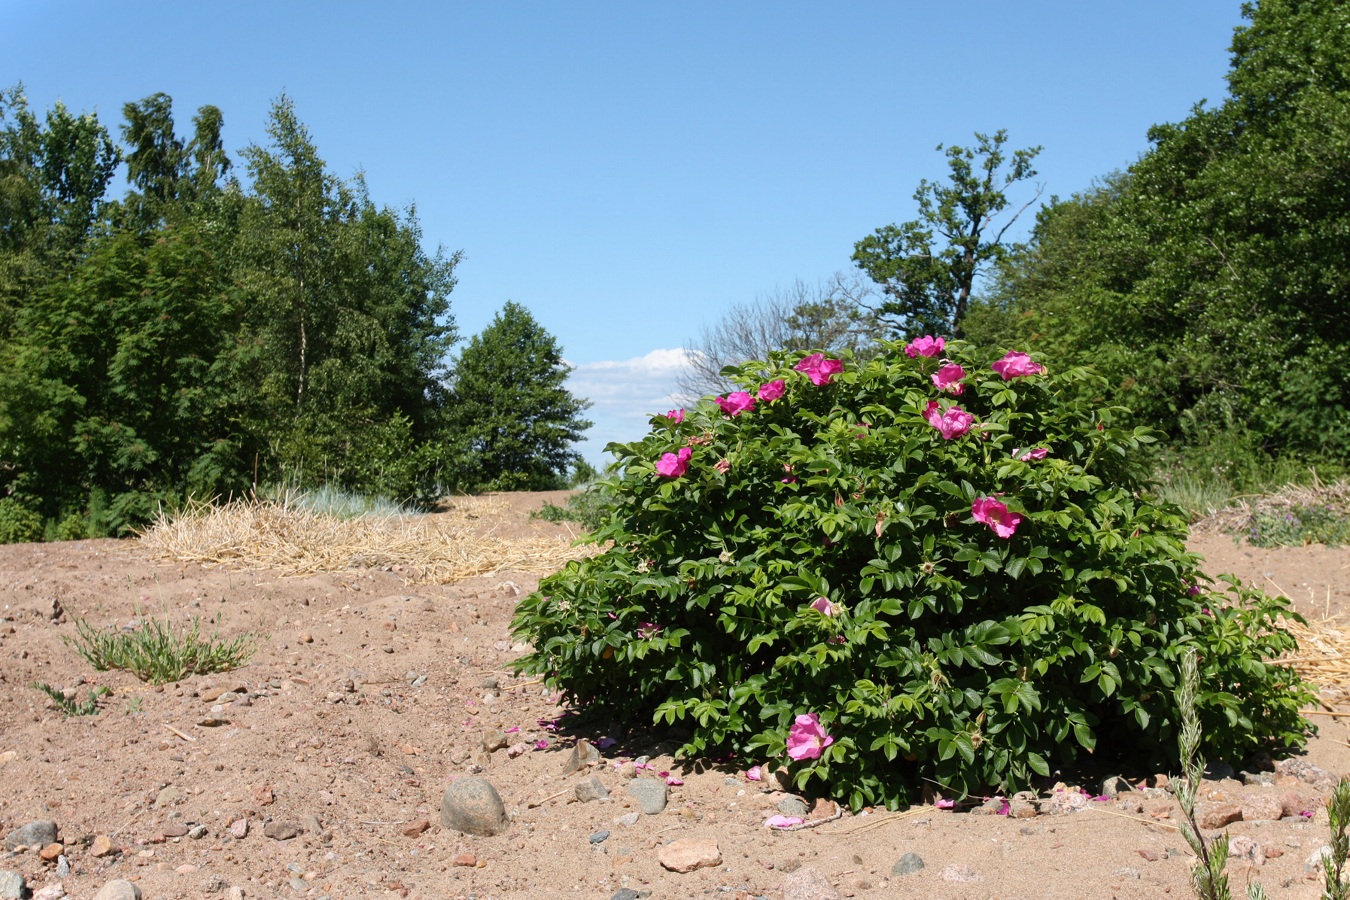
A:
[971, 0, 1350, 472]
[0, 88, 592, 536]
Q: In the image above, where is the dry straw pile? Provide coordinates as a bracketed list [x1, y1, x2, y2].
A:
[137, 494, 596, 584]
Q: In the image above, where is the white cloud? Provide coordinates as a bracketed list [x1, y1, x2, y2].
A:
[567, 348, 696, 466]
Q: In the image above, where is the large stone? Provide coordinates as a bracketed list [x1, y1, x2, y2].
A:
[779, 866, 842, 900]
[262, 820, 300, 841]
[0, 870, 25, 900]
[1240, 793, 1285, 822]
[891, 852, 925, 876]
[4, 821, 56, 851]
[658, 838, 721, 873]
[561, 739, 602, 775]
[1195, 802, 1243, 830]
[440, 776, 509, 836]
[627, 777, 668, 815]
[91, 882, 141, 900]
[575, 776, 610, 803]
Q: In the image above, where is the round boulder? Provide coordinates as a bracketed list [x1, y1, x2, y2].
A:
[441, 776, 509, 836]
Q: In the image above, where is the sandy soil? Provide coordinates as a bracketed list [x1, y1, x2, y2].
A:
[1, 493, 1348, 900]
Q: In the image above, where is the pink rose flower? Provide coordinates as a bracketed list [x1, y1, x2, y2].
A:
[809, 597, 834, 616]
[665, 408, 685, 423]
[931, 362, 966, 395]
[655, 447, 692, 477]
[757, 379, 785, 402]
[923, 400, 974, 440]
[972, 496, 1023, 538]
[717, 391, 756, 416]
[990, 351, 1046, 380]
[905, 335, 945, 358]
[786, 713, 834, 761]
[1015, 447, 1048, 461]
[794, 353, 843, 385]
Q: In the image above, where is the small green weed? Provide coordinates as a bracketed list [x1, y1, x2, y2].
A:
[529, 487, 612, 531]
[1246, 505, 1350, 548]
[265, 483, 418, 520]
[30, 681, 109, 716]
[68, 614, 261, 685]
[1178, 648, 1350, 900]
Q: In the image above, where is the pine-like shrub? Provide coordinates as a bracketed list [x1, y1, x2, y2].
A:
[511, 341, 1312, 810]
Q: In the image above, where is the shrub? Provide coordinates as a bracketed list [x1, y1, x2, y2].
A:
[511, 341, 1312, 810]
[0, 498, 43, 544]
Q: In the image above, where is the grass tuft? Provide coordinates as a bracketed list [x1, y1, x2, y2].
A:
[67, 613, 261, 685]
[30, 681, 109, 716]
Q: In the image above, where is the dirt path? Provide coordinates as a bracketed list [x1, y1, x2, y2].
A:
[0, 496, 1347, 899]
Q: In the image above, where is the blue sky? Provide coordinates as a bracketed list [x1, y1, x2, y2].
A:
[3, 1, 1247, 465]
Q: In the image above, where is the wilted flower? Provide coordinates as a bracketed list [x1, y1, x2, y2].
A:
[972, 496, 1023, 538]
[655, 447, 692, 477]
[924, 400, 974, 440]
[931, 363, 966, 394]
[1015, 447, 1048, 462]
[905, 335, 945, 358]
[758, 379, 785, 402]
[717, 391, 756, 416]
[714, 458, 731, 475]
[794, 353, 843, 385]
[990, 351, 1045, 380]
[786, 713, 834, 761]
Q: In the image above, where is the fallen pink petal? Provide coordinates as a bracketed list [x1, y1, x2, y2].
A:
[764, 815, 804, 829]
[534, 739, 549, 750]
[665, 776, 684, 786]
[746, 766, 762, 781]
[934, 798, 956, 809]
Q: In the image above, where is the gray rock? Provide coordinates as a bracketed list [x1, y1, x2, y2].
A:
[777, 796, 810, 818]
[482, 733, 509, 753]
[613, 812, 640, 827]
[627, 777, 668, 815]
[1102, 775, 1133, 798]
[779, 866, 842, 900]
[891, 852, 925, 876]
[153, 785, 182, 808]
[55, 853, 70, 877]
[575, 776, 610, 803]
[91, 882, 141, 900]
[609, 890, 641, 900]
[562, 739, 603, 774]
[263, 820, 300, 841]
[0, 870, 25, 900]
[1242, 771, 1276, 787]
[4, 821, 56, 851]
[1204, 761, 1235, 781]
[300, 814, 324, 838]
[589, 829, 610, 844]
[440, 776, 509, 836]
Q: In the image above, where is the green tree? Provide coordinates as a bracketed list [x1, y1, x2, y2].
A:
[852, 130, 1041, 339]
[988, 0, 1350, 466]
[446, 302, 592, 491]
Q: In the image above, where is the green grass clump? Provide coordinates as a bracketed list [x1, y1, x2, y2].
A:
[529, 485, 613, 531]
[30, 681, 110, 716]
[68, 614, 261, 685]
[1245, 505, 1350, 548]
[263, 483, 419, 520]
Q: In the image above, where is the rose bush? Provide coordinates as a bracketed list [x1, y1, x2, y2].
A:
[511, 341, 1312, 810]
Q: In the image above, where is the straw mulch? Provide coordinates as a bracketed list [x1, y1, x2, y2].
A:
[136, 495, 599, 584]
[1188, 478, 1350, 537]
[1280, 615, 1350, 702]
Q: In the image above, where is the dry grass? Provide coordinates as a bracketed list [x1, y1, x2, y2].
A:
[136, 494, 598, 584]
[1189, 476, 1350, 536]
